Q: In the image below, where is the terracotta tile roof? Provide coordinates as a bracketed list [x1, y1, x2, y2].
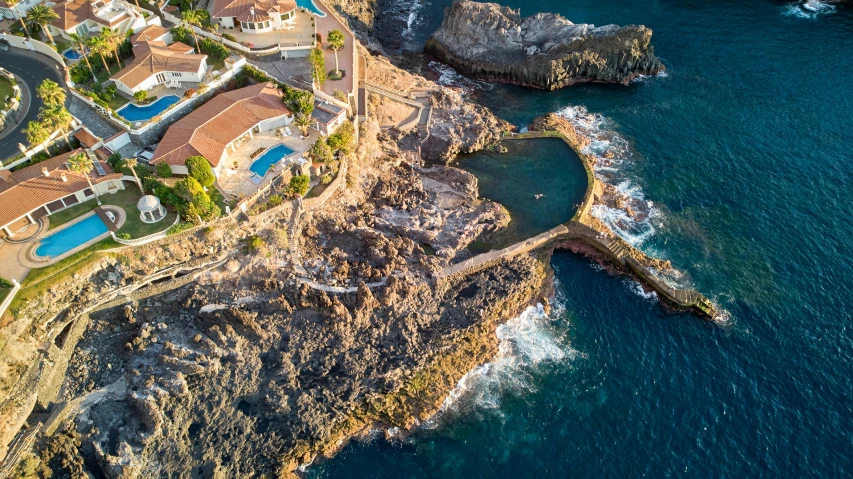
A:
[51, 0, 107, 30]
[0, 149, 123, 227]
[111, 40, 207, 90]
[74, 128, 100, 149]
[130, 24, 169, 44]
[211, 0, 296, 20]
[151, 83, 292, 168]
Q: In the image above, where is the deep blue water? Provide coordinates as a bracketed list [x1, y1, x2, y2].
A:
[249, 144, 296, 177]
[36, 214, 108, 258]
[117, 95, 181, 122]
[309, 0, 853, 476]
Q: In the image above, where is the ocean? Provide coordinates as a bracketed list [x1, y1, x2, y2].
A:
[308, 0, 853, 476]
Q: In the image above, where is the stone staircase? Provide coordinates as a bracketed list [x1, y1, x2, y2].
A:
[286, 199, 307, 276]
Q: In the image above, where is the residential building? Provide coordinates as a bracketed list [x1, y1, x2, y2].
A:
[311, 99, 346, 135]
[0, 149, 124, 237]
[110, 25, 208, 95]
[0, 0, 42, 21]
[210, 0, 297, 33]
[150, 82, 294, 176]
[46, 0, 158, 39]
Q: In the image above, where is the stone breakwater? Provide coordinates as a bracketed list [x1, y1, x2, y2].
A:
[425, 0, 664, 90]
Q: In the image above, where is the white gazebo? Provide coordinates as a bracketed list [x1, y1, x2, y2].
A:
[137, 195, 166, 223]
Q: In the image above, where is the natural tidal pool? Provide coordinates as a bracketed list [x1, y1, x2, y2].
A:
[456, 137, 588, 251]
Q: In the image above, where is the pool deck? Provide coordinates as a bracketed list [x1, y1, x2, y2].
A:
[216, 130, 319, 197]
[19, 207, 126, 269]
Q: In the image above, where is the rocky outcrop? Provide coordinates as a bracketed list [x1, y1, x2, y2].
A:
[425, 0, 664, 90]
[422, 89, 510, 163]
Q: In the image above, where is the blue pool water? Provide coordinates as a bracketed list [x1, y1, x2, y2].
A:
[249, 144, 295, 177]
[36, 214, 108, 259]
[296, 0, 326, 17]
[62, 49, 82, 60]
[117, 95, 181, 122]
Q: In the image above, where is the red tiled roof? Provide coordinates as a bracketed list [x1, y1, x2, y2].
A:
[0, 149, 123, 227]
[130, 24, 169, 44]
[151, 83, 292, 168]
[74, 129, 100, 149]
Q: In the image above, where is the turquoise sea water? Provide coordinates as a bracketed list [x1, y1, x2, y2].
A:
[310, 0, 853, 476]
[36, 214, 108, 258]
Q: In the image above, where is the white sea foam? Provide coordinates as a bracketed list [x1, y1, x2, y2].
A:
[626, 279, 658, 300]
[425, 302, 577, 426]
[555, 105, 663, 248]
[428, 61, 494, 93]
[782, 0, 836, 19]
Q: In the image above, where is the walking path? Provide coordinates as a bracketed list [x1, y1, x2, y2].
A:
[363, 81, 434, 131]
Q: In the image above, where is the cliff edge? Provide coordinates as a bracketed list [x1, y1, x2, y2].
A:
[425, 0, 664, 89]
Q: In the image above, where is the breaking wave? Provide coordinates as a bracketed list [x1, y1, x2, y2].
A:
[782, 0, 836, 19]
[425, 300, 578, 425]
[555, 105, 662, 248]
[428, 61, 494, 93]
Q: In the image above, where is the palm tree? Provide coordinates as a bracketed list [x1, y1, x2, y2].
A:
[25, 5, 59, 45]
[181, 10, 204, 52]
[100, 27, 122, 66]
[6, 0, 31, 40]
[292, 114, 313, 137]
[124, 157, 144, 193]
[69, 33, 97, 83]
[89, 36, 111, 73]
[36, 79, 66, 106]
[327, 29, 345, 76]
[40, 105, 73, 146]
[68, 151, 101, 205]
[23, 120, 49, 147]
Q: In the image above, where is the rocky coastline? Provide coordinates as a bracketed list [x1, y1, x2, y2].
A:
[424, 0, 664, 89]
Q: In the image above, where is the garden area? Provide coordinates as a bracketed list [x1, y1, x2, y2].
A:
[0, 76, 15, 104]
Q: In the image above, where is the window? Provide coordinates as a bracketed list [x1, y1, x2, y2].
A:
[172, 72, 183, 78]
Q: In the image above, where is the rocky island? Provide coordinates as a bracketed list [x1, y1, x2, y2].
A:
[425, 0, 665, 89]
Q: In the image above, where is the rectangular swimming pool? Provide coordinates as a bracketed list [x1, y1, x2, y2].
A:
[249, 144, 296, 177]
[36, 215, 109, 259]
[117, 95, 181, 122]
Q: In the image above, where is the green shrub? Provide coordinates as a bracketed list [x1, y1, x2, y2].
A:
[185, 156, 215, 187]
[156, 162, 173, 178]
[308, 47, 326, 87]
[309, 138, 332, 163]
[0, 276, 13, 288]
[199, 38, 228, 60]
[246, 235, 264, 253]
[288, 175, 310, 196]
[268, 194, 283, 208]
[108, 152, 122, 166]
[175, 176, 204, 201]
[223, 32, 237, 42]
[117, 233, 131, 240]
[327, 121, 355, 155]
[134, 90, 147, 102]
[166, 222, 195, 235]
[321, 173, 332, 185]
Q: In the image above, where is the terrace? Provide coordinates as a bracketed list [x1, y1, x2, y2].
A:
[216, 129, 319, 197]
[218, 9, 315, 49]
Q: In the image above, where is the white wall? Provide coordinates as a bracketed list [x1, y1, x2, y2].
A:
[258, 114, 293, 132]
[104, 131, 132, 151]
[218, 17, 235, 29]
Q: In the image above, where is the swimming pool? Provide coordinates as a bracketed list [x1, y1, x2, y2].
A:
[62, 49, 83, 60]
[35, 214, 109, 259]
[296, 0, 326, 16]
[117, 95, 181, 122]
[249, 144, 296, 177]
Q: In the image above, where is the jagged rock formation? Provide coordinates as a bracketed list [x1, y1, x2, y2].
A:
[425, 0, 664, 89]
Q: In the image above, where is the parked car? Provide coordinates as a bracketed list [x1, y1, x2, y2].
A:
[134, 148, 154, 163]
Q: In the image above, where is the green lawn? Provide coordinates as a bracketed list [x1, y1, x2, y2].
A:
[47, 186, 177, 238]
[93, 63, 124, 84]
[54, 39, 73, 55]
[108, 94, 131, 111]
[206, 56, 225, 71]
[0, 77, 14, 104]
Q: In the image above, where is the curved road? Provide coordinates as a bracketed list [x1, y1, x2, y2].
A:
[0, 48, 67, 159]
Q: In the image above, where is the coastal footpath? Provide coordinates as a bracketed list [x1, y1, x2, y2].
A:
[424, 0, 664, 89]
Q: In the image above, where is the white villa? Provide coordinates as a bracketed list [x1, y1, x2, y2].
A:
[150, 82, 294, 176]
[0, 0, 42, 21]
[46, 0, 159, 39]
[110, 25, 208, 95]
[210, 0, 297, 33]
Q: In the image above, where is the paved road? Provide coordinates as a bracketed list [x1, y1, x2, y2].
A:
[0, 49, 67, 159]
